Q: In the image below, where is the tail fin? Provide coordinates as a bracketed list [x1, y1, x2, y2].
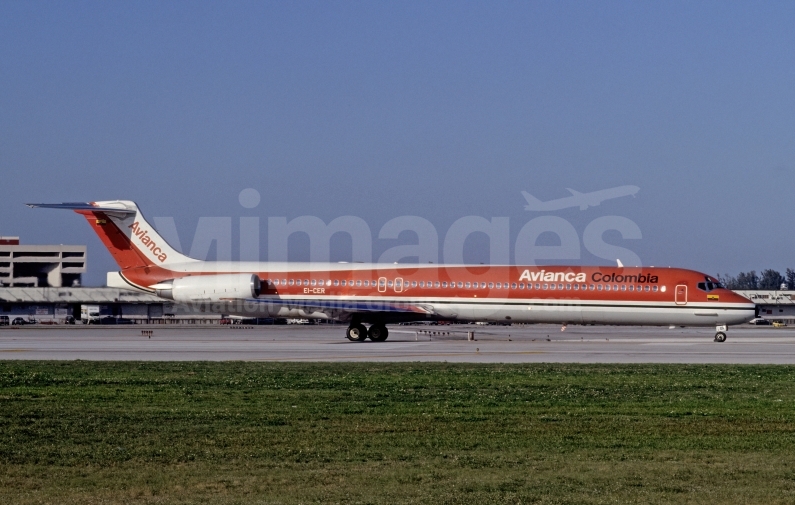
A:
[26, 201, 197, 270]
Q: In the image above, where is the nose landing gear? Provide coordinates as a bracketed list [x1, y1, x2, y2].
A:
[714, 324, 728, 343]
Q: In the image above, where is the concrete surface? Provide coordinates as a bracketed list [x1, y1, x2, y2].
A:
[2, 324, 795, 363]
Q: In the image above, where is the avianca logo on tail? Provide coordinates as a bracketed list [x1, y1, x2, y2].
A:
[519, 270, 587, 283]
[129, 222, 167, 263]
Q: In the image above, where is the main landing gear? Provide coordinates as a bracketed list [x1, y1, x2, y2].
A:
[714, 324, 728, 343]
[346, 323, 389, 342]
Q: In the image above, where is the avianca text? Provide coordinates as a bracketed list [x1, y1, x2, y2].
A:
[518, 269, 659, 284]
[129, 222, 168, 263]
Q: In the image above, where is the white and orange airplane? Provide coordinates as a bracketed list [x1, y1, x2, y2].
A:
[28, 200, 756, 342]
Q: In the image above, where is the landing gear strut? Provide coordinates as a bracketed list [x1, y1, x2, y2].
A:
[714, 324, 728, 343]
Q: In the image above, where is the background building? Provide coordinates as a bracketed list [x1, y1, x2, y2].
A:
[0, 286, 226, 323]
[0, 236, 86, 287]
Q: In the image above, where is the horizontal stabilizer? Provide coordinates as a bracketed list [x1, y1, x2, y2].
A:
[26, 202, 136, 214]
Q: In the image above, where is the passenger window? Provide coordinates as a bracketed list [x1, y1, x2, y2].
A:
[605, 285, 610, 291]
[573, 284, 579, 290]
[442, 282, 448, 288]
[356, 280, 362, 286]
[519, 283, 525, 289]
[496, 283, 502, 289]
[613, 285, 618, 291]
[282, 279, 287, 286]
[488, 282, 494, 289]
[653, 286, 658, 292]
[511, 283, 517, 289]
[333, 279, 339, 286]
[457, 282, 463, 288]
[435, 282, 441, 288]
[543, 284, 548, 290]
[412, 281, 417, 287]
[388, 281, 393, 287]
[566, 284, 571, 290]
[597, 285, 603, 291]
[304, 279, 309, 286]
[550, 284, 556, 290]
[273, 279, 279, 286]
[465, 282, 471, 288]
[644, 285, 650, 292]
[419, 281, 425, 288]
[558, 284, 563, 290]
[537, 284, 541, 290]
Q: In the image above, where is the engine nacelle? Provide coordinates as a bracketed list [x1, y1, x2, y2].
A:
[153, 273, 261, 303]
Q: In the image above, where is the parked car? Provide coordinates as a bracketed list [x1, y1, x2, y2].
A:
[64, 315, 76, 325]
[11, 317, 27, 325]
[749, 318, 772, 325]
[0, 315, 9, 326]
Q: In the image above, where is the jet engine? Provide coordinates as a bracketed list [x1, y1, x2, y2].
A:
[153, 273, 261, 302]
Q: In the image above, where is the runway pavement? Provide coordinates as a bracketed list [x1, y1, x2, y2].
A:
[2, 323, 795, 363]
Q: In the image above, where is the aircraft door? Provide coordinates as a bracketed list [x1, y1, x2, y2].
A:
[377, 277, 387, 293]
[675, 284, 687, 305]
[394, 278, 404, 293]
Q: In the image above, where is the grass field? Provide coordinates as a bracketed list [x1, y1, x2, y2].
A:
[2, 362, 795, 504]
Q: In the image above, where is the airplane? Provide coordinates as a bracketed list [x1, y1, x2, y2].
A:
[522, 185, 640, 211]
[27, 200, 755, 342]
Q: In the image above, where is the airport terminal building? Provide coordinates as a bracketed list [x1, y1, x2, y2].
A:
[0, 236, 220, 323]
[0, 236, 86, 288]
[0, 286, 225, 324]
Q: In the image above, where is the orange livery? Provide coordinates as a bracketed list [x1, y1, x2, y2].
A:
[28, 200, 756, 343]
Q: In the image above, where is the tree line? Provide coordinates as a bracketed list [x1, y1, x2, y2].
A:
[717, 269, 795, 290]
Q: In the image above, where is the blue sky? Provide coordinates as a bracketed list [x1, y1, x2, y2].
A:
[1, 1, 794, 285]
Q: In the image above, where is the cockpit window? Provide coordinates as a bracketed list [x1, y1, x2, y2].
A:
[697, 277, 724, 292]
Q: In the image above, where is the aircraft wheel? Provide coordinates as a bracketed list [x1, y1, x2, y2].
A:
[714, 332, 727, 343]
[368, 324, 389, 342]
[346, 324, 368, 342]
